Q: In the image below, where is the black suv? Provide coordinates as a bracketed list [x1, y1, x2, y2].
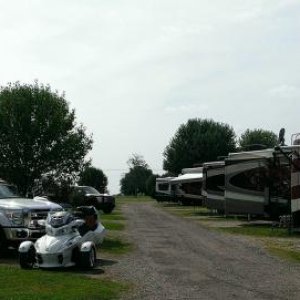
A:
[70, 186, 115, 214]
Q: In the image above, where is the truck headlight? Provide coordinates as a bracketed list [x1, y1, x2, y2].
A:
[5, 210, 24, 226]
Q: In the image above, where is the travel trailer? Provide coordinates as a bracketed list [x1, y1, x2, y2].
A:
[155, 177, 176, 202]
[224, 147, 291, 218]
[170, 167, 203, 205]
[202, 161, 225, 213]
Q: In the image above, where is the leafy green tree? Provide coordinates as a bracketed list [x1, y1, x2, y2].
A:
[0, 81, 93, 195]
[239, 129, 278, 150]
[163, 118, 236, 174]
[120, 154, 153, 196]
[78, 166, 108, 193]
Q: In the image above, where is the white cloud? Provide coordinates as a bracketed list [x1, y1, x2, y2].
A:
[268, 84, 300, 99]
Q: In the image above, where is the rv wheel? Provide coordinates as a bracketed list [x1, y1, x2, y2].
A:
[20, 246, 36, 269]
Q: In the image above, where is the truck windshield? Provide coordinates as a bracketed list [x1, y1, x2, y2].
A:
[77, 186, 100, 195]
[0, 185, 19, 199]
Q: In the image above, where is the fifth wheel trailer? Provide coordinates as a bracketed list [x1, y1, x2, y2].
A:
[224, 147, 291, 218]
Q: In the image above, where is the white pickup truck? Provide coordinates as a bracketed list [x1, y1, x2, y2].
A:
[0, 183, 62, 251]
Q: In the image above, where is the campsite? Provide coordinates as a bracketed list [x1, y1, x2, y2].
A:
[1, 1, 300, 299]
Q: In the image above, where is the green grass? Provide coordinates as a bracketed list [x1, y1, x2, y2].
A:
[100, 237, 132, 255]
[0, 265, 127, 300]
[217, 225, 300, 263]
[217, 225, 293, 238]
[161, 204, 209, 215]
[267, 245, 300, 263]
[116, 196, 153, 204]
[100, 213, 126, 221]
[102, 221, 125, 231]
[98, 199, 133, 256]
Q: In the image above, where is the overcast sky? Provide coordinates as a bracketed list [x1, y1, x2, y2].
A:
[0, 0, 299, 193]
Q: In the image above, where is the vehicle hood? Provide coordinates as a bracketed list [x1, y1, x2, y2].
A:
[0, 197, 62, 210]
[85, 193, 101, 197]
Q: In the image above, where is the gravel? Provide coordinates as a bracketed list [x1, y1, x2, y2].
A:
[103, 202, 300, 300]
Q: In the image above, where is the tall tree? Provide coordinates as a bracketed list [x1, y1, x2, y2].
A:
[0, 81, 93, 194]
[127, 153, 149, 168]
[239, 129, 278, 150]
[120, 154, 153, 196]
[78, 166, 108, 193]
[163, 118, 236, 175]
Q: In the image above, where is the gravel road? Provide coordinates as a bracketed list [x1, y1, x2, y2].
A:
[106, 202, 300, 300]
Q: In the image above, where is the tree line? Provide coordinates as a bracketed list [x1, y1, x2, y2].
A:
[0, 81, 279, 198]
[120, 119, 278, 196]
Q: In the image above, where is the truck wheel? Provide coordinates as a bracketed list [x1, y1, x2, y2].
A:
[80, 247, 96, 268]
[20, 246, 36, 269]
[0, 228, 7, 255]
[102, 208, 113, 214]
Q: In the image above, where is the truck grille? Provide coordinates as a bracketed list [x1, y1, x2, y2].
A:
[28, 210, 49, 229]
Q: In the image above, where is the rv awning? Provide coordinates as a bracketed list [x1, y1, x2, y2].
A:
[171, 173, 203, 184]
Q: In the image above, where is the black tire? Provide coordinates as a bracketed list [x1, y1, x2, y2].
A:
[102, 207, 113, 214]
[80, 247, 96, 268]
[0, 227, 8, 255]
[72, 247, 80, 266]
[19, 246, 36, 269]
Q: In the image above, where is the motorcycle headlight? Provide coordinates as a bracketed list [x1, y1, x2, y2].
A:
[5, 209, 24, 226]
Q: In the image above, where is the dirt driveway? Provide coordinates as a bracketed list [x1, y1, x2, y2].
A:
[105, 202, 300, 300]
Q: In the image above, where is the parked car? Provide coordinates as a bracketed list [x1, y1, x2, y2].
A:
[70, 186, 115, 214]
[0, 183, 62, 252]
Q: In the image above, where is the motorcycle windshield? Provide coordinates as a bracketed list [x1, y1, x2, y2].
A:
[45, 224, 75, 236]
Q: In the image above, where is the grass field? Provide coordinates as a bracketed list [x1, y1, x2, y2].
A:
[218, 225, 292, 238]
[0, 265, 127, 300]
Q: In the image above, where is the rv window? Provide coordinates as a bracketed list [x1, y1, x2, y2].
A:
[181, 182, 202, 195]
[158, 183, 169, 191]
[229, 167, 267, 192]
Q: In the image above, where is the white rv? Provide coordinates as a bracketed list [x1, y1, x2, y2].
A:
[202, 161, 225, 213]
[170, 167, 203, 205]
[155, 177, 176, 202]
